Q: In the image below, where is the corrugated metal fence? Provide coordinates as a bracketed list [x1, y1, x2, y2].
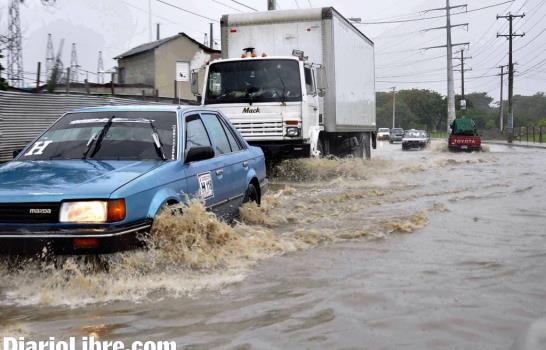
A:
[0, 91, 169, 162]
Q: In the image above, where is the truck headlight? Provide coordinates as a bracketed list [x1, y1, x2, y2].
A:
[60, 199, 126, 223]
[286, 127, 300, 137]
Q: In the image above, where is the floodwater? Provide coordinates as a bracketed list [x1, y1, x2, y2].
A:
[1, 140, 546, 349]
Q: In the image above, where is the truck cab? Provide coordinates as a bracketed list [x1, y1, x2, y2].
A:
[195, 54, 324, 159]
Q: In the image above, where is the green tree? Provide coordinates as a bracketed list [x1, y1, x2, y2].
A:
[0, 50, 9, 91]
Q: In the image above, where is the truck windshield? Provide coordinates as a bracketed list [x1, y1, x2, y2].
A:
[20, 111, 177, 161]
[205, 59, 302, 104]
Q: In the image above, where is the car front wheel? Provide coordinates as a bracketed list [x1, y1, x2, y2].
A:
[243, 183, 260, 206]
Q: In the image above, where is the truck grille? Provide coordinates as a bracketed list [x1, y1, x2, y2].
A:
[231, 121, 284, 138]
[0, 203, 60, 224]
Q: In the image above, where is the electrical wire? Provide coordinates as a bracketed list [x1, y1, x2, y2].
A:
[355, 0, 515, 25]
[156, 0, 219, 22]
[211, 0, 244, 12]
[229, 0, 257, 11]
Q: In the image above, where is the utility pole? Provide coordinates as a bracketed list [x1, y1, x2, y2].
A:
[453, 49, 472, 99]
[45, 33, 55, 81]
[97, 51, 104, 84]
[422, 1, 469, 132]
[70, 43, 79, 83]
[156, 23, 160, 41]
[497, 13, 525, 143]
[148, 0, 153, 42]
[210, 23, 214, 49]
[7, 0, 24, 88]
[391, 87, 396, 129]
[498, 65, 508, 132]
[453, 48, 472, 117]
[268, 0, 277, 10]
[204, 33, 208, 47]
[35, 61, 41, 90]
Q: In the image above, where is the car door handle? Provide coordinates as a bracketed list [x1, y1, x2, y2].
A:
[216, 169, 224, 176]
[242, 161, 248, 168]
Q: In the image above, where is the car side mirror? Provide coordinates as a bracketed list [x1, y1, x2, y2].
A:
[316, 66, 327, 97]
[185, 146, 214, 163]
[12, 148, 23, 159]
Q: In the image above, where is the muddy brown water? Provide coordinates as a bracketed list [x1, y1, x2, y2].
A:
[1, 141, 546, 350]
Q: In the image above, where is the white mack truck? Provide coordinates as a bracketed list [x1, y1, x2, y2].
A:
[192, 7, 376, 160]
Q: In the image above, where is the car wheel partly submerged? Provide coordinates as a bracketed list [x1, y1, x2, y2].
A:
[243, 183, 260, 206]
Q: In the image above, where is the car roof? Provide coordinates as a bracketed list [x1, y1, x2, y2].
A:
[72, 105, 213, 114]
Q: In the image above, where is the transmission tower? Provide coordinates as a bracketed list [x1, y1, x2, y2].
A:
[70, 43, 79, 82]
[45, 33, 55, 80]
[7, 0, 24, 88]
[422, 0, 469, 132]
[97, 51, 104, 84]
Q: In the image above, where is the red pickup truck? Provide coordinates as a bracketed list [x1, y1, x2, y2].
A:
[448, 118, 482, 152]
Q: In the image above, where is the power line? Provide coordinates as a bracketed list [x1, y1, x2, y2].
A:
[211, 0, 244, 12]
[156, 0, 219, 22]
[355, 0, 514, 25]
[376, 54, 445, 68]
[229, 0, 257, 11]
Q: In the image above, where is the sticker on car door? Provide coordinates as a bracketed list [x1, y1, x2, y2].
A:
[197, 172, 214, 199]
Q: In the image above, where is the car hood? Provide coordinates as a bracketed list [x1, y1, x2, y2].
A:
[0, 160, 163, 202]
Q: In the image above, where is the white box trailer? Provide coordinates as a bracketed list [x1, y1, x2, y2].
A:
[221, 7, 376, 134]
[196, 7, 376, 159]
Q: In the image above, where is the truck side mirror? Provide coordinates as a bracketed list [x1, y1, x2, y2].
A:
[191, 71, 200, 96]
[315, 66, 327, 97]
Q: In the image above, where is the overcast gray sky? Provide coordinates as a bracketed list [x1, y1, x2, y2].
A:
[1, 0, 544, 100]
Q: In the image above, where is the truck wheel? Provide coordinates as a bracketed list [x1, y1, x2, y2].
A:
[363, 133, 371, 159]
[318, 134, 331, 157]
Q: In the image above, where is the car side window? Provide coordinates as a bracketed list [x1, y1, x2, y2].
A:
[219, 116, 245, 150]
[185, 114, 212, 151]
[219, 118, 242, 152]
[201, 113, 232, 155]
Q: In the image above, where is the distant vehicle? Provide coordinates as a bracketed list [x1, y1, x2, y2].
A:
[195, 7, 377, 160]
[448, 117, 481, 152]
[402, 130, 429, 150]
[389, 128, 405, 143]
[0, 105, 267, 255]
[377, 128, 390, 141]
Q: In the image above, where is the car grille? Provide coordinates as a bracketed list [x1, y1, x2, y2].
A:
[231, 121, 284, 138]
[0, 203, 60, 224]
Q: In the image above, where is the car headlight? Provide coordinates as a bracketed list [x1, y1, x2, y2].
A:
[59, 199, 126, 223]
[286, 127, 300, 137]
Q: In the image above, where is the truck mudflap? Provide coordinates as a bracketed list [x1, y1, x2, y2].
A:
[249, 141, 310, 160]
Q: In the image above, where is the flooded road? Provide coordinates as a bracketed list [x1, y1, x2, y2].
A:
[1, 141, 546, 349]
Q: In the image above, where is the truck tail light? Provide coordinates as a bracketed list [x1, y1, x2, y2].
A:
[230, 27, 237, 33]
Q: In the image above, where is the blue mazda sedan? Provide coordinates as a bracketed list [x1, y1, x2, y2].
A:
[0, 105, 267, 255]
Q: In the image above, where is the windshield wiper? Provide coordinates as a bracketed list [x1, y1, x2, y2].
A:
[82, 132, 98, 159]
[148, 120, 167, 160]
[86, 116, 115, 159]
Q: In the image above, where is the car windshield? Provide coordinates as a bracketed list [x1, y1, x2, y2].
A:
[405, 130, 425, 137]
[378, 128, 389, 132]
[20, 111, 177, 161]
[391, 129, 404, 133]
[205, 59, 302, 104]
